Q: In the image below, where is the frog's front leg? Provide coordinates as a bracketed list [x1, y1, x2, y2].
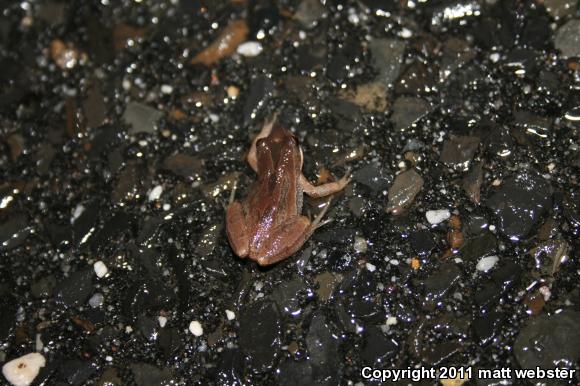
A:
[247, 116, 276, 173]
[226, 201, 250, 258]
[300, 171, 350, 198]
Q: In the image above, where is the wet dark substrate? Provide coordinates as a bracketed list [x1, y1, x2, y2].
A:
[1, 0, 580, 385]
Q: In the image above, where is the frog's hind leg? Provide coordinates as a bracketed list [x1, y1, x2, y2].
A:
[300, 169, 351, 198]
[309, 196, 334, 231]
[226, 201, 250, 259]
[253, 216, 311, 266]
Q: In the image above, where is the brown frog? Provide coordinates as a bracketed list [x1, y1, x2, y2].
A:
[226, 117, 350, 266]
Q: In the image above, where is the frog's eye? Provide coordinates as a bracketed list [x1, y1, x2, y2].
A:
[256, 138, 268, 148]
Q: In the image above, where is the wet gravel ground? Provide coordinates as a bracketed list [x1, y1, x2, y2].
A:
[1, 0, 580, 385]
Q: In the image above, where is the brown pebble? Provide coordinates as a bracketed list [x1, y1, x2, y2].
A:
[447, 229, 464, 249]
[524, 292, 545, 315]
[449, 215, 461, 230]
[441, 249, 454, 259]
[191, 20, 248, 66]
[287, 341, 299, 355]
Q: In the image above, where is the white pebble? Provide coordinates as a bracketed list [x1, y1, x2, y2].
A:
[365, 262, 376, 272]
[35, 334, 43, 352]
[539, 286, 551, 301]
[71, 204, 85, 223]
[93, 261, 108, 278]
[386, 316, 398, 326]
[225, 310, 236, 321]
[2, 353, 46, 386]
[160, 84, 173, 94]
[237, 41, 263, 57]
[426, 209, 451, 225]
[476, 255, 499, 272]
[148, 185, 163, 201]
[158, 316, 168, 328]
[88, 293, 104, 308]
[189, 320, 203, 337]
[400, 28, 413, 38]
[353, 236, 368, 253]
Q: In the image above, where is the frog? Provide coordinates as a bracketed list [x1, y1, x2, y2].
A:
[226, 117, 350, 266]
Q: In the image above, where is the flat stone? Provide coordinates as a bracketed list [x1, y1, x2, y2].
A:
[369, 38, 405, 87]
[387, 169, 424, 214]
[294, 0, 325, 29]
[391, 97, 431, 131]
[423, 262, 462, 303]
[544, 0, 577, 19]
[54, 269, 94, 308]
[485, 171, 552, 241]
[239, 300, 282, 372]
[122, 101, 163, 134]
[514, 311, 580, 378]
[305, 311, 339, 384]
[555, 19, 580, 59]
[440, 136, 480, 170]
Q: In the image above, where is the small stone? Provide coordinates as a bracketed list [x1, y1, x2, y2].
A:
[189, 320, 203, 337]
[148, 185, 163, 201]
[2, 352, 46, 386]
[524, 292, 545, 316]
[54, 269, 95, 308]
[130, 362, 173, 386]
[476, 256, 499, 272]
[485, 171, 552, 241]
[426, 209, 451, 225]
[160, 85, 173, 94]
[122, 101, 164, 134]
[227, 86, 239, 98]
[237, 41, 263, 57]
[158, 316, 167, 328]
[369, 38, 406, 87]
[539, 286, 551, 301]
[354, 236, 368, 253]
[386, 316, 397, 326]
[306, 312, 340, 382]
[340, 82, 389, 112]
[472, 311, 504, 346]
[352, 164, 390, 193]
[447, 229, 464, 249]
[555, 19, 580, 59]
[225, 310, 236, 321]
[423, 262, 462, 303]
[163, 153, 203, 179]
[390, 97, 431, 131]
[387, 169, 424, 214]
[514, 311, 580, 375]
[239, 301, 282, 371]
[191, 19, 249, 66]
[365, 262, 376, 272]
[462, 161, 483, 204]
[409, 229, 436, 256]
[294, 0, 326, 29]
[88, 293, 104, 308]
[314, 272, 342, 302]
[93, 261, 108, 278]
[440, 136, 480, 171]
